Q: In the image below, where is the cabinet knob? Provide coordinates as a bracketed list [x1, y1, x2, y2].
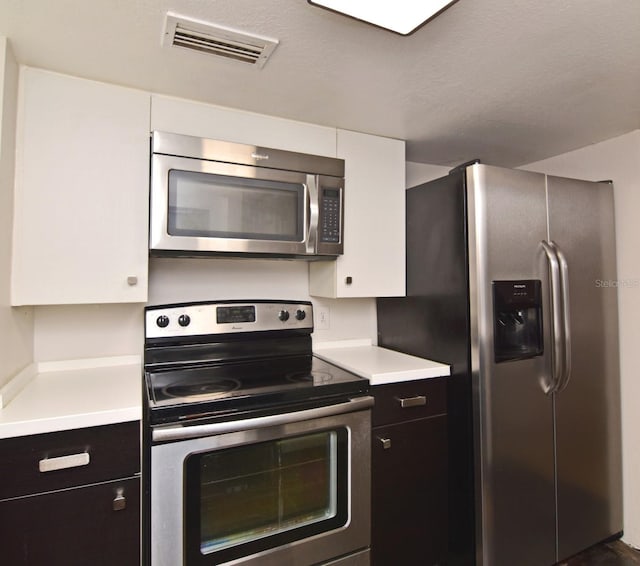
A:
[378, 437, 392, 450]
[127, 276, 138, 286]
[113, 488, 127, 511]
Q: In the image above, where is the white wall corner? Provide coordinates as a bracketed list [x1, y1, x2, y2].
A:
[405, 161, 449, 189]
[0, 38, 34, 387]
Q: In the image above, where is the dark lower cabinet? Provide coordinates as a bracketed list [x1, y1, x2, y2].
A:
[0, 477, 140, 565]
[371, 378, 448, 566]
[0, 421, 140, 566]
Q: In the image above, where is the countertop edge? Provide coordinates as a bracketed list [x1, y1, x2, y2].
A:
[0, 356, 142, 440]
[0, 407, 142, 439]
[314, 343, 450, 386]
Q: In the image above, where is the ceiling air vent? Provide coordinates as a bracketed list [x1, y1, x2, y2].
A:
[163, 13, 279, 69]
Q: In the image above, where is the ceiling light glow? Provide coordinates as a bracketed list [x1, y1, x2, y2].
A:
[308, 0, 458, 35]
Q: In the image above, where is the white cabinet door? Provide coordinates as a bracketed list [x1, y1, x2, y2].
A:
[151, 94, 337, 157]
[11, 69, 150, 305]
[309, 130, 406, 298]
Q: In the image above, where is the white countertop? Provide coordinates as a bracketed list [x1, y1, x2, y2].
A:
[0, 356, 142, 439]
[314, 340, 450, 386]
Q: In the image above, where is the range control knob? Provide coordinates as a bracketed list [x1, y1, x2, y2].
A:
[178, 314, 191, 327]
[278, 310, 290, 322]
[295, 309, 307, 321]
[156, 315, 170, 328]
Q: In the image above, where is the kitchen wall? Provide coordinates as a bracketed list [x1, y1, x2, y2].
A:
[524, 129, 640, 548]
[31, 266, 377, 361]
[406, 161, 450, 188]
[0, 37, 33, 387]
[148, 258, 378, 346]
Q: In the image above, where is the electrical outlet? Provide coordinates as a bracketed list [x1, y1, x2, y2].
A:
[316, 307, 330, 330]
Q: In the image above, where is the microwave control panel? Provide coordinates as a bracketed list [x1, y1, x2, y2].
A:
[320, 189, 341, 243]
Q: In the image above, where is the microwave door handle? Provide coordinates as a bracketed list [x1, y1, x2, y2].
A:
[306, 174, 319, 254]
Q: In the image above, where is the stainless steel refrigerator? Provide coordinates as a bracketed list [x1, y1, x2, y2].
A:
[377, 163, 623, 566]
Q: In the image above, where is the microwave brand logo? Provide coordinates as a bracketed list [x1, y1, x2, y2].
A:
[513, 284, 527, 288]
[251, 152, 270, 161]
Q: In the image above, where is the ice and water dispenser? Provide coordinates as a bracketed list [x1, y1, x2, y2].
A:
[492, 280, 543, 363]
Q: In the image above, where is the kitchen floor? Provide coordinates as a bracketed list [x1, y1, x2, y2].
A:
[562, 539, 640, 565]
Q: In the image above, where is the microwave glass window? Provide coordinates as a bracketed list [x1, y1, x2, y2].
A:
[184, 430, 348, 563]
[168, 170, 304, 241]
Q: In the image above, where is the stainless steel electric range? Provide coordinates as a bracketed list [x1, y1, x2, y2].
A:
[142, 300, 372, 566]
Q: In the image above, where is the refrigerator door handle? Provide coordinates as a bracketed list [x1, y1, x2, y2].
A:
[541, 240, 565, 393]
[552, 241, 572, 393]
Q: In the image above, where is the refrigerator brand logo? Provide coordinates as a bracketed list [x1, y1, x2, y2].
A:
[251, 152, 269, 160]
[595, 279, 640, 288]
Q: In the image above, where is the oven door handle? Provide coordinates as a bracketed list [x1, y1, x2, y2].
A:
[152, 395, 374, 442]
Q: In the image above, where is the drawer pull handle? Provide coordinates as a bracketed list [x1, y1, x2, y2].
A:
[397, 395, 427, 408]
[113, 488, 127, 511]
[39, 452, 90, 473]
[378, 437, 392, 450]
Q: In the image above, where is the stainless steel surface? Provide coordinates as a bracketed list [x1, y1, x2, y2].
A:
[150, 405, 371, 566]
[466, 164, 622, 565]
[145, 300, 313, 340]
[152, 395, 374, 442]
[152, 131, 345, 178]
[149, 131, 344, 258]
[397, 395, 427, 408]
[553, 241, 572, 394]
[467, 164, 557, 566]
[38, 452, 90, 473]
[306, 173, 319, 254]
[378, 437, 392, 450]
[541, 240, 565, 394]
[546, 175, 622, 561]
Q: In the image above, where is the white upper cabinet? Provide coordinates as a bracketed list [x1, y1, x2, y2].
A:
[11, 68, 151, 305]
[309, 130, 406, 298]
[150, 94, 337, 157]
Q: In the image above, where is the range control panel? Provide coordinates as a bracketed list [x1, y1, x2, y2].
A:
[145, 300, 314, 339]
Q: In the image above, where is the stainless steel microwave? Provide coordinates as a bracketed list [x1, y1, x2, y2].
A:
[149, 131, 345, 259]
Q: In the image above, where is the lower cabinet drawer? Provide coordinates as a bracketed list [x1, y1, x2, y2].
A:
[0, 421, 140, 499]
[0, 476, 140, 566]
[372, 377, 447, 427]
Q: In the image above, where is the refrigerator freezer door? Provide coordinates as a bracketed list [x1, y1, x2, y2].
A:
[467, 165, 557, 566]
[547, 176, 623, 561]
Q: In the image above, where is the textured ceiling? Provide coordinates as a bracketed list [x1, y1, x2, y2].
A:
[1, 0, 639, 167]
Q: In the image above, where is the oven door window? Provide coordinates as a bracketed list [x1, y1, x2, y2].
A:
[168, 170, 305, 242]
[184, 429, 348, 564]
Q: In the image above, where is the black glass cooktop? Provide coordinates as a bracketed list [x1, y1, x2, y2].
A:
[145, 354, 369, 425]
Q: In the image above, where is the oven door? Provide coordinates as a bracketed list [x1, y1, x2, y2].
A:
[150, 398, 372, 566]
[150, 153, 322, 257]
